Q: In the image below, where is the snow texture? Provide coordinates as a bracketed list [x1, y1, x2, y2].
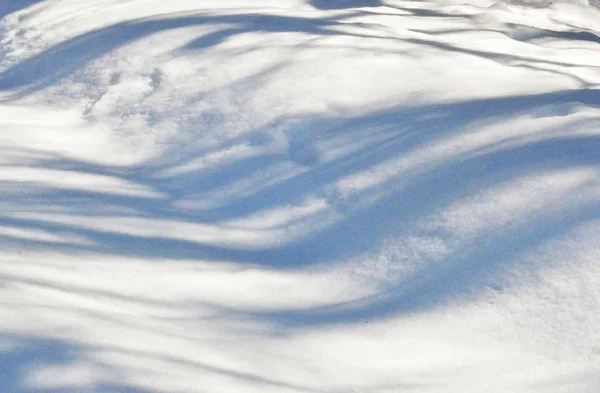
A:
[1, 0, 600, 392]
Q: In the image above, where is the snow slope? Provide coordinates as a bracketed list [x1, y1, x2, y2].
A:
[1, 0, 600, 392]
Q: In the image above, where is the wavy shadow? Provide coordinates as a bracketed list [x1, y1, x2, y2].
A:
[309, 0, 383, 10]
[0, 10, 375, 97]
[1, 89, 598, 269]
[0, 0, 44, 20]
[0, 334, 158, 393]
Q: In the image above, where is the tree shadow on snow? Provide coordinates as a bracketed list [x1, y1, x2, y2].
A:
[0, 334, 157, 393]
[0, 0, 45, 20]
[1, 89, 599, 272]
[309, 0, 383, 10]
[0, 6, 594, 100]
[0, 2, 594, 103]
[1, 93, 599, 393]
[1, 7, 600, 333]
[0, 10, 387, 97]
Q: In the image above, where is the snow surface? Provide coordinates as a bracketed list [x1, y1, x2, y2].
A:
[1, 0, 600, 392]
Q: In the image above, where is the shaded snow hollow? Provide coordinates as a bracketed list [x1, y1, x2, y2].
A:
[1, 0, 600, 392]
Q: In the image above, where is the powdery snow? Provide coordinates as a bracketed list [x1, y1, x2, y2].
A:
[1, 0, 600, 392]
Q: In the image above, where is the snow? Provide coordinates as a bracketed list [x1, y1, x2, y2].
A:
[1, 0, 600, 392]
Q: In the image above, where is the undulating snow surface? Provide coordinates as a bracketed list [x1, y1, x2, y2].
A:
[1, 0, 600, 392]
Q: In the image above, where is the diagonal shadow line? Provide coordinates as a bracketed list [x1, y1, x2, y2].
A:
[1, 129, 598, 270]
[0, 10, 372, 97]
[2, 88, 594, 220]
[199, 89, 600, 221]
[0, 334, 160, 393]
[94, 345, 329, 393]
[309, 0, 383, 10]
[254, 200, 600, 327]
[0, 0, 45, 20]
[177, 128, 600, 324]
[5, 4, 593, 100]
[413, 25, 600, 46]
[1, 90, 599, 265]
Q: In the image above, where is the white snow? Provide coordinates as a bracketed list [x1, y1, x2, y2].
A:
[1, 0, 600, 392]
